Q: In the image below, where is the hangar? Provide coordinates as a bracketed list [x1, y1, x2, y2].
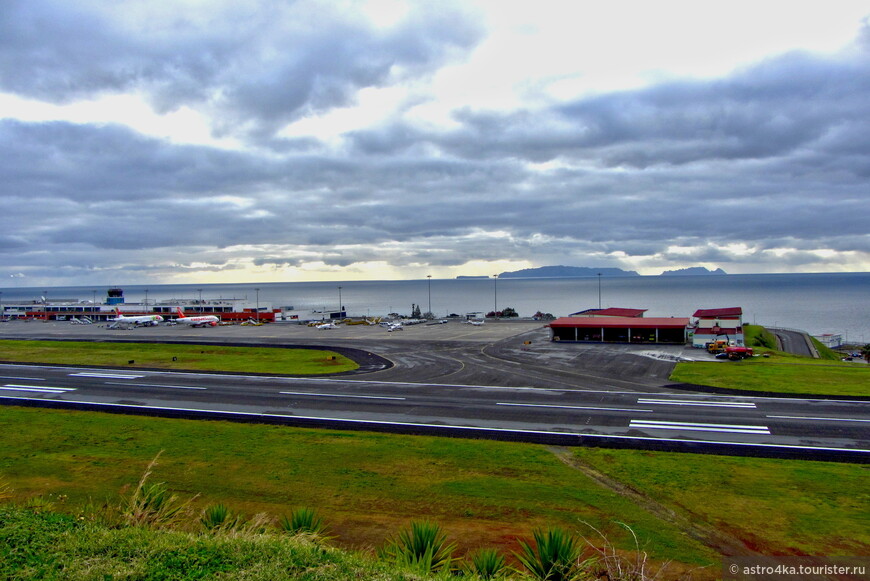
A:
[548, 316, 690, 344]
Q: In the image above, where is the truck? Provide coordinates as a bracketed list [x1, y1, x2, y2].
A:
[724, 346, 754, 360]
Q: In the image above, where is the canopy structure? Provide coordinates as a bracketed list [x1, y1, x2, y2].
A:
[548, 316, 689, 344]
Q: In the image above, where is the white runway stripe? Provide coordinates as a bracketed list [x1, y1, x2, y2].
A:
[638, 398, 756, 408]
[497, 402, 653, 413]
[630, 419, 770, 435]
[2, 384, 76, 394]
[70, 372, 145, 379]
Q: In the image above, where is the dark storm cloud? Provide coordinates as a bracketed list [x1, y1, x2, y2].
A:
[0, 1, 482, 141]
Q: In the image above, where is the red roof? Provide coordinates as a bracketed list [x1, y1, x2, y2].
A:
[692, 307, 743, 318]
[569, 307, 647, 317]
[550, 316, 689, 329]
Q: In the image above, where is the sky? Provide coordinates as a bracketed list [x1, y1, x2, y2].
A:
[1, 0, 869, 286]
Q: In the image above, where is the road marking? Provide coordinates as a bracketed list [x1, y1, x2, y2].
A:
[630, 419, 770, 435]
[1, 384, 76, 394]
[279, 391, 406, 401]
[70, 372, 146, 379]
[767, 415, 870, 423]
[497, 402, 653, 413]
[638, 398, 756, 408]
[0, 376, 45, 381]
[105, 382, 208, 390]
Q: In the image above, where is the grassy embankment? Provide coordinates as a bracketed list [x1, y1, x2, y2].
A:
[1, 406, 868, 579]
[0, 340, 358, 375]
[671, 325, 869, 397]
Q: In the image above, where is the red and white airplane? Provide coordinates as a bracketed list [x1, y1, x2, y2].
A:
[174, 307, 220, 327]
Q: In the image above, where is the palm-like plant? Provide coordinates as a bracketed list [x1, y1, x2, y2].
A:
[279, 506, 329, 538]
[463, 547, 508, 579]
[379, 520, 457, 574]
[861, 343, 870, 364]
[514, 527, 591, 581]
[200, 503, 240, 532]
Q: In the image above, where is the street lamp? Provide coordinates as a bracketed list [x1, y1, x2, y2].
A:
[493, 274, 498, 318]
[597, 272, 602, 310]
[144, 289, 149, 311]
[197, 289, 203, 313]
[44, 290, 49, 322]
[255, 288, 260, 323]
[427, 275, 432, 317]
[338, 286, 343, 317]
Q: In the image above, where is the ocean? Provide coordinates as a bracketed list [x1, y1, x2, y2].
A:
[1, 272, 867, 342]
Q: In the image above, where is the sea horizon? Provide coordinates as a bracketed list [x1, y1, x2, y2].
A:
[2, 272, 868, 343]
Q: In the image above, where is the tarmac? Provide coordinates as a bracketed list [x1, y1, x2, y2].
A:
[0, 318, 711, 393]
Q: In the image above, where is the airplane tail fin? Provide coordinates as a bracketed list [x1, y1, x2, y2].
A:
[177, 307, 185, 318]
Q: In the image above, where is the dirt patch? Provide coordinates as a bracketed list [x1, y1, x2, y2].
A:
[547, 446, 759, 558]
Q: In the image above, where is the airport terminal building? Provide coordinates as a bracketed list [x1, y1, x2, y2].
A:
[548, 316, 690, 344]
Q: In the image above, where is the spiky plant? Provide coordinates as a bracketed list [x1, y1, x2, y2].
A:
[462, 547, 508, 580]
[279, 507, 329, 538]
[200, 503, 240, 532]
[379, 520, 456, 574]
[121, 451, 196, 528]
[0, 475, 13, 503]
[514, 527, 591, 581]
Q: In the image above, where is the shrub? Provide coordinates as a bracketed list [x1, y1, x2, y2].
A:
[279, 506, 329, 538]
[200, 503, 241, 532]
[462, 547, 508, 579]
[379, 520, 456, 574]
[513, 527, 591, 581]
[121, 452, 197, 529]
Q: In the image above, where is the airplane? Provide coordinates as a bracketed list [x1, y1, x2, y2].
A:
[174, 307, 220, 327]
[467, 320, 485, 326]
[316, 322, 337, 330]
[108, 308, 164, 329]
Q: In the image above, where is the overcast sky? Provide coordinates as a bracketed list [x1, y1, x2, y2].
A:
[1, 0, 869, 286]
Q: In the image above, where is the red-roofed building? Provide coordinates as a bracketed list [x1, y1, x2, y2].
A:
[690, 307, 744, 347]
[568, 307, 647, 318]
[548, 316, 689, 344]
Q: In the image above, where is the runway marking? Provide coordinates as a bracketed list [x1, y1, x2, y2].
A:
[767, 415, 870, 423]
[630, 419, 770, 435]
[497, 402, 653, 413]
[279, 391, 406, 401]
[1, 384, 76, 394]
[0, 376, 45, 381]
[106, 382, 207, 391]
[70, 372, 145, 379]
[638, 398, 757, 409]
[0, 396, 864, 456]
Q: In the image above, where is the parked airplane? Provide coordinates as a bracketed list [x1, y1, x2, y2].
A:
[108, 308, 164, 329]
[467, 320, 485, 326]
[175, 307, 220, 327]
[316, 322, 337, 330]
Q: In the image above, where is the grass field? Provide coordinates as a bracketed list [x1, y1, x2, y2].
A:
[2, 405, 868, 577]
[0, 340, 358, 375]
[671, 357, 869, 397]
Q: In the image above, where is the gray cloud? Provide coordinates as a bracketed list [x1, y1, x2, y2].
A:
[0, 5, 868, 284]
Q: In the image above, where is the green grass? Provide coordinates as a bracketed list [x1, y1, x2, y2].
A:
[0, 406, 715, 567]
[675, 326, 868, 397]
[0, 340, 358, 375]
[671, 356, 869, 397]
[2, 405, 868, 575]
[575, 448, 870, 556]
[0, 506, 407, 581]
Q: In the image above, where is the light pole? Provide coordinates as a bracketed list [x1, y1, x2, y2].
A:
[0, 291, 3, 320]
[493, 274, 498, 318]
[144, 289, 149, 311]
[44, 290, 49, 322]
[597, 272, 602, 310]
[197, 289, 203, 313]
[427, 275, 432, 317]
[338, 286, 343, 317]
[255, 288, 260, 323]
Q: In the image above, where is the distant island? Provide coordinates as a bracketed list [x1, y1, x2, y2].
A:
[497, 266, 639, 279]
[660, 267, 727, 276]
[481, 265, 728, 279]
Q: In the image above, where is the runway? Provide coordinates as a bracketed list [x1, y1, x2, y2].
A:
[1, 362, 868, 461]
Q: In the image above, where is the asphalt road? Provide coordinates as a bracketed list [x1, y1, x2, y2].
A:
[1, 320, 867, 461]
